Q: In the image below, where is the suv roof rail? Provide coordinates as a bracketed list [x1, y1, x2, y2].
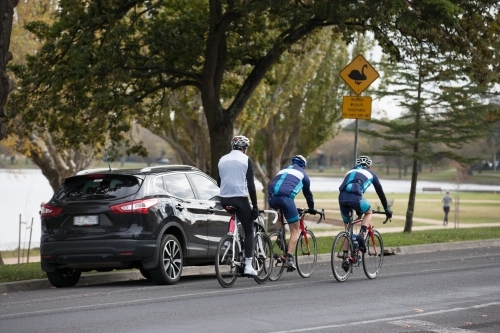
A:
[140, 165, 199, 172]
[76, 168, 120, 175]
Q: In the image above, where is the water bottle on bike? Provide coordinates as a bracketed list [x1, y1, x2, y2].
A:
[352, 233, 358, 253]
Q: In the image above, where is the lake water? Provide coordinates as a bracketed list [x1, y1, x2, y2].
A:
[1, 169, 499, 250]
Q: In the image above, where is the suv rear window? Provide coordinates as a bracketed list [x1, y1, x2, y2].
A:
[54, 175, 142, 201]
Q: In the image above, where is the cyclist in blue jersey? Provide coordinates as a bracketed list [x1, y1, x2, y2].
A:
[338, 155, 392, 253]
[268, 155, 315, 270]
[218, 135, 260, 276]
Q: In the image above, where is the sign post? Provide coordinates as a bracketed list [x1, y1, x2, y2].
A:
[339, 55, 379, 165]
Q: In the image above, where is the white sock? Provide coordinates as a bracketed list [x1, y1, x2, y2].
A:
[245, 258, 252, 266]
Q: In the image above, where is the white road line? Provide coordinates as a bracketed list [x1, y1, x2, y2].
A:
[269, 302, 500, 333]
[1, 263, 499, 320]
[390, 319, 480, 333]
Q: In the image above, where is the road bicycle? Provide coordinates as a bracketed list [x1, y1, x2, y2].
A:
[215, 206, 277, 288]
[331, 209, 390, 282]
[268, 208, 325, 281]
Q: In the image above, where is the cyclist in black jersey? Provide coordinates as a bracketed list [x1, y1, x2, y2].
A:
[217, 135, 259, 276]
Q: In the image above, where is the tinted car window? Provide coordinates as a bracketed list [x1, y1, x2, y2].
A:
[189, 173, 220, 201]
[163, 173, 196, 199]
[54, 175, 141, 201]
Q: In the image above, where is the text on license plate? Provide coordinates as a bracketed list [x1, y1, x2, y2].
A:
[74, 215, 99, 226]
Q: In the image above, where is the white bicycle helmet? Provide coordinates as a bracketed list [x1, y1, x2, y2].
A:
[231, 135, 250, 150]
[291, 155, 307, 167]
[356, 155, 372, 167]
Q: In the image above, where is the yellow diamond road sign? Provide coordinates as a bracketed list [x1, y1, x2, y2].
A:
[342, 96, 372, 120]
[339, 54, 379, 95]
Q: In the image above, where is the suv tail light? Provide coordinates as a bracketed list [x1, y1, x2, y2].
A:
[41, 204, 63, 217]
[110, 198, 159, 214]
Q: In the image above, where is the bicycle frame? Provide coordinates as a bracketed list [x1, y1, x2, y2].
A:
[224, 209, 243, 270]
[344, 211, 388, 267]
[344, 218, 375, 266]
[275, 208, 322, 261]
[224, 208, 278, 271]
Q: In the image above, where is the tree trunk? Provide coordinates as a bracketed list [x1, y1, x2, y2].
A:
[207, 110, 234, 180]
[404, 46, 424, 233]
[0, 253, 4, 266]
[0, 0, 17, 140]
[404, 158, 418, 233]
[398, 156, 402, 179]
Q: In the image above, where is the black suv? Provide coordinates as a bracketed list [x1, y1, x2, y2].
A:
[40, 165, 265, 287]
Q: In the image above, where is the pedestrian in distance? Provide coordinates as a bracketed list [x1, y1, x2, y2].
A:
[442, 191, 453, 226]
[217, 135, 259, 276]
[268, 154, 315, 271]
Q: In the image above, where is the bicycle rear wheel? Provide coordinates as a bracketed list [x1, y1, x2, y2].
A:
[253, 232, 273, 284]
[268, 231, 286, 281]
[331, 231, 352, 282]
[295, 230, 317, 278]
[215, 234, 242, 288]
[362, 230, 384, 279]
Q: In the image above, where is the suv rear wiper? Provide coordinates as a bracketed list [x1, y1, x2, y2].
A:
[79, 194, 117, 199]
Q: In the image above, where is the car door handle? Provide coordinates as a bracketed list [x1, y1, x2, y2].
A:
[175, 204, 184, 211]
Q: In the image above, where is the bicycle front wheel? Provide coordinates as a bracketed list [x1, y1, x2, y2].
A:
[253, 232, 273, 284]
[362, 230, 384, 279]
[295, 230, 317, 278]
[268, 231, 286, 281]
[331, 231, 352, 282]
[215, 234, 242, 288]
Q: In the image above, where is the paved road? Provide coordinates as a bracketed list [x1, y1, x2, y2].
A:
[1, 244, 500, 333]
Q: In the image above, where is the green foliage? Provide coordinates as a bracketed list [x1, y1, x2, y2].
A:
[6, 0, 500, 179]
[367, 48, 497, 166]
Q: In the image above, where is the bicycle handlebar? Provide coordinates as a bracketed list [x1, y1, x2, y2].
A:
[372, 210, 392, 224]
[259, 209, 279, 224]
[298, 208, 326, 224]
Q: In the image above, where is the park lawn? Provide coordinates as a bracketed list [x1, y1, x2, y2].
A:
[315, 226, 500, 254]
[0, 262, 46, 283]
[289, 191, 500, 225]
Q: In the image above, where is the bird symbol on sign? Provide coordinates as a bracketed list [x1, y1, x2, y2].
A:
[348, 65, 368, 85]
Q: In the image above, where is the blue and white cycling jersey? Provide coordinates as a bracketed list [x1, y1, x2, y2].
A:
[268, 164, 314, 209]
[338, 165, 389, 223]
[338, 165, 379, 195]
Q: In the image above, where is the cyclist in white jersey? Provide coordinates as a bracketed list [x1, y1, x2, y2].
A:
[217, 135, 259, 276]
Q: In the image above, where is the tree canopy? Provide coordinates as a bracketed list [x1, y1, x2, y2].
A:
[7, 0, 500, 178]
[364, 44, 499, 232]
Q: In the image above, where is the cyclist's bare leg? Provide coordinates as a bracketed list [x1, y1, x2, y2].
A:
[361, 210, 372, 230]
[287, 222, 300, 255]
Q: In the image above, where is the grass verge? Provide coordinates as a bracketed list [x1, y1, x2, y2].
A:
[2, 227, 500, 284]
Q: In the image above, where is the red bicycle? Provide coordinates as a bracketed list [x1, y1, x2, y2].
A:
[268, 208, 325, 281]
[331, 210, 390, 282]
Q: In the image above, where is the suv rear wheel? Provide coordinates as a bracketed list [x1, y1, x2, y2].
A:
[150, 234, 183, 285]
[46, 268, 81, 288]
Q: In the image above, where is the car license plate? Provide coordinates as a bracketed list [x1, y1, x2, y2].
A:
[74, 215, 99, 226]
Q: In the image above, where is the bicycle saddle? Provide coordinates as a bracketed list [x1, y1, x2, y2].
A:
[224, 206, 236, 214]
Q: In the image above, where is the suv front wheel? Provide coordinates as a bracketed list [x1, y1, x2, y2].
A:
[46, 268, 81, 288]
[150, 234, 183, 285]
